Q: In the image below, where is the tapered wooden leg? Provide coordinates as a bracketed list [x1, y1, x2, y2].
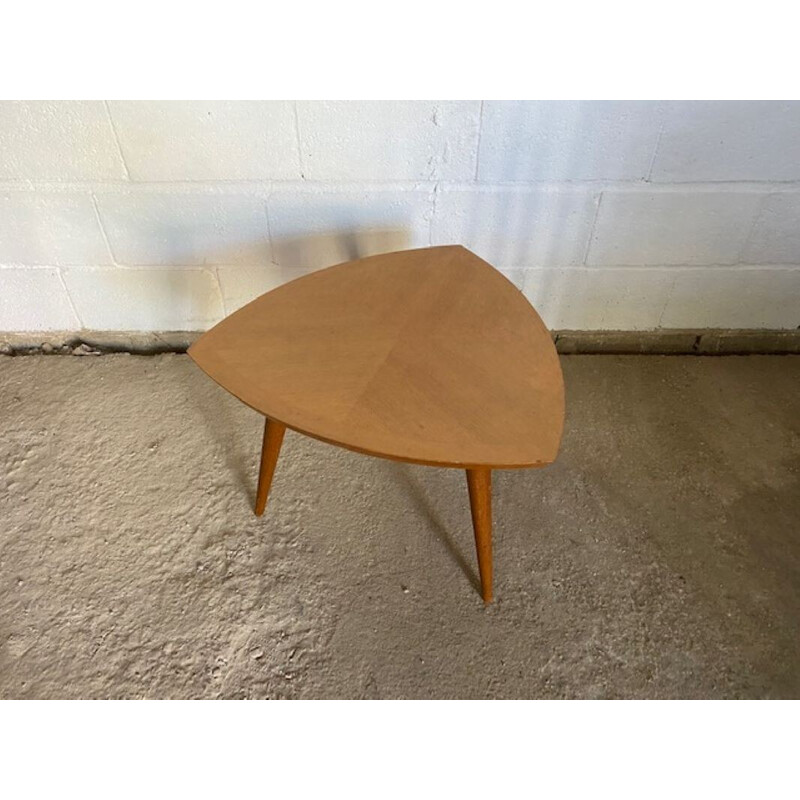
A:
[255, 417, 286, 516]
[466, 467, 493, 603]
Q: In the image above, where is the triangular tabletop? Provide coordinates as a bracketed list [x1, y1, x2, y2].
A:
[189, 245, 564, 468]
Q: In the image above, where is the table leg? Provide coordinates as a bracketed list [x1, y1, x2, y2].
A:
[466, 467, 493, 603]
[255, 417, 286, 516]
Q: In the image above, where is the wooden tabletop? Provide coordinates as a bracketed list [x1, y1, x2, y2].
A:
[189, 245, 565, 469]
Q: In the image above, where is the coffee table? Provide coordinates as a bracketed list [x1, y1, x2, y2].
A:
[189, 245, 564, 603]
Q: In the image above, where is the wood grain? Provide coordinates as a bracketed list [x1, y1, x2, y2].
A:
[189, 245, 565, 469]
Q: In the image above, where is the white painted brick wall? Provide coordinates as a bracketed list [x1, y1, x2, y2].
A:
[587, 191, 763, 266]
[296, 101, 480, 181]
[658, 268, 800, 329]
[62, 268, 222, 331]
[523, 268, 676, 331]
[1, 100, 798, 333]
[217, 265, 311, 315]
[107, 101, 300, 181]
[431, 187, 599, 266]
[741, 194, 800, 264]
[0, 268, 79, 330]
[0, 102, 126, 181]
[477, 101, 665, 182]
[0, 193, 112, 265]
[649, 102, 800, 182]
[94, 191, 270, 266]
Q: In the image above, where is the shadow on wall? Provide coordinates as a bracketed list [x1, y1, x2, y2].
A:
[271, 228, 412, 271]
[125, 225, 416, 330]
[139, 221, 412, 271]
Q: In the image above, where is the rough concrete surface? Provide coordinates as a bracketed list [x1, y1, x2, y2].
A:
[1, 354, 799, 699]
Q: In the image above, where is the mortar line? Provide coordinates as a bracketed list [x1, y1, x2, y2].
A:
[103, 101, 131, 181]
[264, 188, 277, 265]
[428, 181, 440, 246]
[5, 178, 800, 192]
[473, 100, 485, 182]
[737, 192, 771, 264]
[582, 192, 604, 265]
[56, 267, 83, 330]
[293, 102, 306, 179]
[656, 273, 677, 328]
[91, 193, 119, 266]
[645, 116, 666, 182]
[212, 265, 227, 317]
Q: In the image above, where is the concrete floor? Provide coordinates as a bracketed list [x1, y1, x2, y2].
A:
[1, 353, 798, 699]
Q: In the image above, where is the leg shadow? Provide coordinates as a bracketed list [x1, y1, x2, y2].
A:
[382, 461, 480, 594]
[181, 365, 258, 508]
